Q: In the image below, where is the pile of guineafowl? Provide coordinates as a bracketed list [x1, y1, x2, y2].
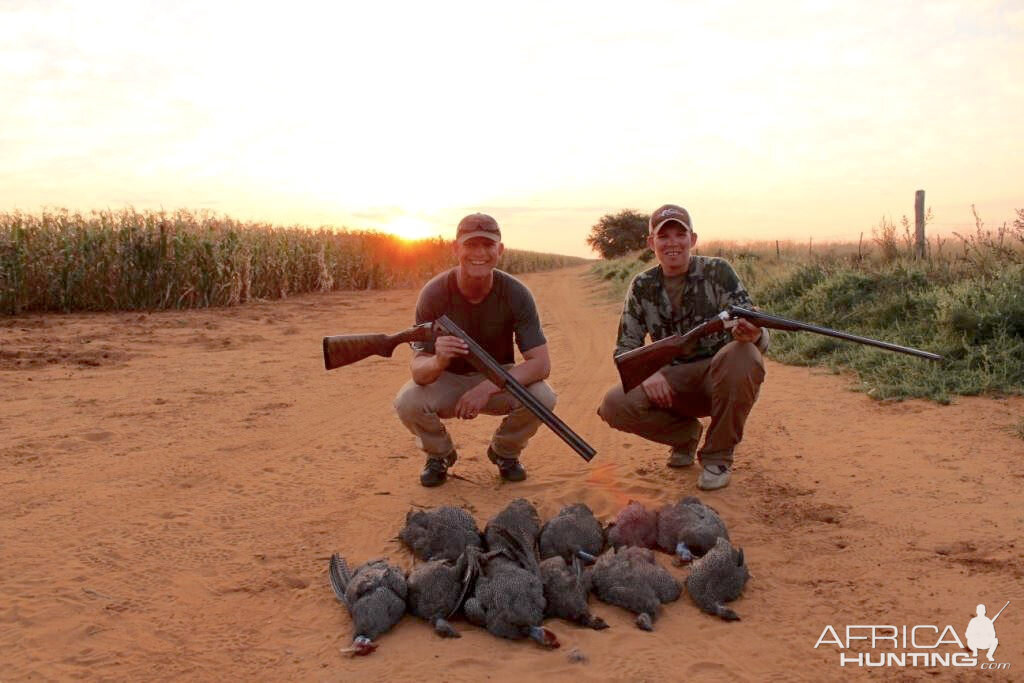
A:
[328, 496, 750, 655]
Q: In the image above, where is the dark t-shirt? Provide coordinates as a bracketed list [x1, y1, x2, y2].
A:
[410, 268, 546, 375]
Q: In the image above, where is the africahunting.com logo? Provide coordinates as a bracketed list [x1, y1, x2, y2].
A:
[815, 601, 1011, 670]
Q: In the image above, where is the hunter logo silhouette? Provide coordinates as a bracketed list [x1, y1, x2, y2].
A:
[966, 601, 1009, 662]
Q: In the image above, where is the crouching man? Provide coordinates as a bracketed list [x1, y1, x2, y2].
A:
[598, 204, 768, 491]
[394, 213, 556, 487]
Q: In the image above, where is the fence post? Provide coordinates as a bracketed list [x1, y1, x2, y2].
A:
[914, 190, 926, 259]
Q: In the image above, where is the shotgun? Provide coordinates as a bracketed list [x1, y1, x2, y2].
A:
[615, 305, 943, 393]
[323, 315, 596, 462]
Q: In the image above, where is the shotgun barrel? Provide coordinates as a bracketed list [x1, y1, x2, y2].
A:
[727, 306, 943, 361]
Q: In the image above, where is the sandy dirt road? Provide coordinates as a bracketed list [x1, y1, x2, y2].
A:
[1, 264, 1022, 681]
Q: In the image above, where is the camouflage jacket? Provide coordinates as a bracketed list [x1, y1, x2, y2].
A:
[614, 256, 770, 362]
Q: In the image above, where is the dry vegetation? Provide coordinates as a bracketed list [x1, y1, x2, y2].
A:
[0, 209, 588, 313]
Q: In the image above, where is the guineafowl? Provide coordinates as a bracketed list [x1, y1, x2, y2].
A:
[685, 536, 750, 621]
[483, 498, 542, 572]
[328, 554, 407, 655]
[538, 503, 604, 562]
[463, 547, 559, 648]
[399, 505, 483, 563]
[605, 500, 659, 550]
[656, 496, 729, 563]
[406, 548, 480, 638]
[590, 546, 680, 631]
[540, 555, 608, 630]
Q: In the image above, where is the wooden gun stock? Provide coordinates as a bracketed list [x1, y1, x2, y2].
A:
[614, 316, 727, 393]
[322, 323, 433, 370]
[615, 306, 942, 394]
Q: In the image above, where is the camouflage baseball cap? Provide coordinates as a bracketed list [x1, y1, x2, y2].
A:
[456, 213, 501, 244]
[650, 204, 693, 236]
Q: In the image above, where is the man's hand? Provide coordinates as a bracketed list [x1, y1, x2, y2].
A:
[433, 335, 469, 367]
[454, 380, 497, 419]
[731, 319, 762, 344]
[641, 371, 673, 408]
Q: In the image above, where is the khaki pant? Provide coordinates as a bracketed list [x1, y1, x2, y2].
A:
[597, 341, 765, 467]
[394, 371, 557, 462]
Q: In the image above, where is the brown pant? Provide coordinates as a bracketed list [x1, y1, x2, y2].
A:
[394, 371, 557, 462]
[597, 341, 765, 467]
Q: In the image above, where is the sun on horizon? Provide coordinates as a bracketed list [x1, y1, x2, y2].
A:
[381, 216, 442, 242]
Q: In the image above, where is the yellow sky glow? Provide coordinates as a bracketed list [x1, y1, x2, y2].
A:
[1, 1, 1022, 257]
[384, 216, 442, 242]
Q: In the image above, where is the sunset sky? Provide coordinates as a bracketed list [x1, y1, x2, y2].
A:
[3, 1, 1022, 257]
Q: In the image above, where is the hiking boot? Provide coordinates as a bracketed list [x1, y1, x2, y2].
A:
[498, 458, 527, 482]
[666, 444, 696, 468]
[697, 464, 732, 491]
[419, 450, 458, 488]
[419, 458, 448, 487]
[486, 446, 527, 482]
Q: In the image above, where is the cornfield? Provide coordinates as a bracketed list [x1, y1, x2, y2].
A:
[0, 209, 589, 313]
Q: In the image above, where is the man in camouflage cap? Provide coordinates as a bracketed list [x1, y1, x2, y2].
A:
[597, 204, 768, 490]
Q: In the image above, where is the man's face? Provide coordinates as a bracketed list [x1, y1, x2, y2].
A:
[454, 236, 504, 277]
[647, 221, 697, 274]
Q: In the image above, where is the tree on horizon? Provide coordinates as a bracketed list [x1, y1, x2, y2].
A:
[586, 209, 649, 259]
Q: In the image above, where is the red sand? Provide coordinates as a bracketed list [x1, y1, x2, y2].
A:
[2, 264, 1021, 681]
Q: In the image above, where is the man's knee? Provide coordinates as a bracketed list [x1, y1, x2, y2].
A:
[712, 341, 765, 385]
[598, 384, 630, 429]
[526, 381, 557, 412]
[393, 380, 427, 420]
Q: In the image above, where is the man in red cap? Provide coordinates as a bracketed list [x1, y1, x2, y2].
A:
[597, 204, 768, 490]
[393, 213, 555, 487]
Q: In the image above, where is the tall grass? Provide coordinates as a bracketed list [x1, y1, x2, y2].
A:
[591, 209, 1024, 402]
[0, 208, 588, 313]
